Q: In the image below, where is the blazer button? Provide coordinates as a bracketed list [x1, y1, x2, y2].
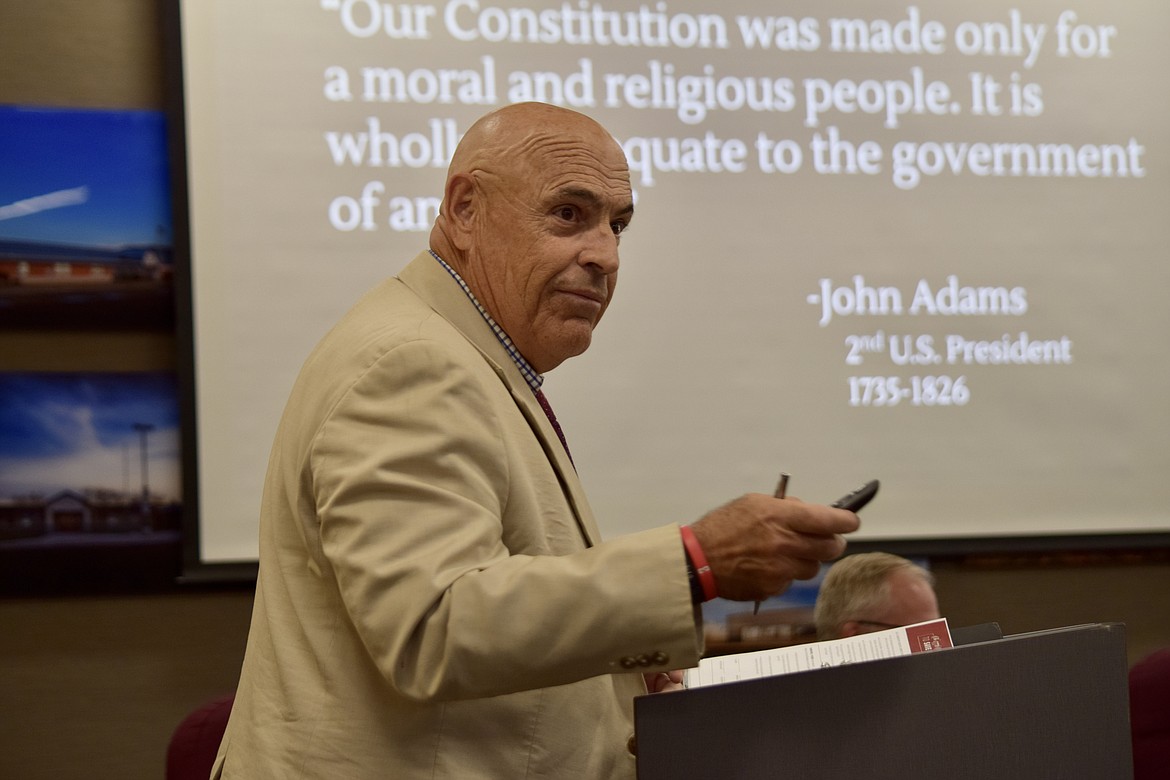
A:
[626, 733, 638, 756]
[636, 654, 651, 667]
[620, 656, 637, 669]
[652, 651, 670, 666]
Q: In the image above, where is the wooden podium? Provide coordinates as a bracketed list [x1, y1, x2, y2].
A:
[634, 623, 1132, 779]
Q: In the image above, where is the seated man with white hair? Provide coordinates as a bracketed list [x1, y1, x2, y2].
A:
[813, 552, 940, 641]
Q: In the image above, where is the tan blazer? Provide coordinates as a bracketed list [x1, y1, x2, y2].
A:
[213, 252, 702, 779]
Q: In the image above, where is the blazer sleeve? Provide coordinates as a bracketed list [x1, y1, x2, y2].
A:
[309, 335, 702, 702]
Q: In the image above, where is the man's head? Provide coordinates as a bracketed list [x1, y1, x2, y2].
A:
[813, 552, 940, 641]
[430, 102, 634, 373]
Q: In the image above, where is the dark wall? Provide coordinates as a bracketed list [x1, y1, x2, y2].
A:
[0, 590, 253, 779]
[0, 2, 1166, 778]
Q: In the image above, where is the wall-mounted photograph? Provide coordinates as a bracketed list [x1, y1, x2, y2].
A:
[0, 105, 173, 330]
[0, 372, 182, 593]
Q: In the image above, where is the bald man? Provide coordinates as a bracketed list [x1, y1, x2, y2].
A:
[212, 103, 859, 779]
[813, 552, 940, 641]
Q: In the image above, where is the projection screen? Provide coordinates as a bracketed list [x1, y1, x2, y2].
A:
[165, 0, 1170, 572]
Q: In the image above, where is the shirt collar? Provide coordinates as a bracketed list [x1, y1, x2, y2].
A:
[428, 249, 543, 391]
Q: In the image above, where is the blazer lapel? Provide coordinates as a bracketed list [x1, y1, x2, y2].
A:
[497, 371, 600, 547]
[398, 252, 602, 547]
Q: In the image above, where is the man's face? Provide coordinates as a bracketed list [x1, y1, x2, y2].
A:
[462, 129, 634, 373]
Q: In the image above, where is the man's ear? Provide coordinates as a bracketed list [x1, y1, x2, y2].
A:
[444, 173, 476, 251]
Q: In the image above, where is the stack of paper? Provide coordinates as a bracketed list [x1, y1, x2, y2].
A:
[685, 618, 952, 689]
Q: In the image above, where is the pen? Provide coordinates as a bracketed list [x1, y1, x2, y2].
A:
[754, 472, 790, 615]
[775, 472, 790, 501]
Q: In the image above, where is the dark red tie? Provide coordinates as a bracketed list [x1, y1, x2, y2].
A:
[534, 387, 573, 465]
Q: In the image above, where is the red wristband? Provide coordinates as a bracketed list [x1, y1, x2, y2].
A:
[680, 525, 717, 602]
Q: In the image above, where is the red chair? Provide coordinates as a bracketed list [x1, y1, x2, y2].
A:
[1130, 648, 1170, 780]
[165, 693, 234, 780]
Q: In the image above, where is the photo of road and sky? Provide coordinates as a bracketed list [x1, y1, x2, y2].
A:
[0, 372, 183, 593]
[0, 105, 174, 329]
[0, 372, 180, 502]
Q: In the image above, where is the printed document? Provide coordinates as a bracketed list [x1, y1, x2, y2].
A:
[685, 618, 952, 688]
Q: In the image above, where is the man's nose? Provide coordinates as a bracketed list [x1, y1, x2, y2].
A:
[580, 225, 620, 275]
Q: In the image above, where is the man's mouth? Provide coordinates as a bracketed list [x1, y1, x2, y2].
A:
[561, 288, 606, 305]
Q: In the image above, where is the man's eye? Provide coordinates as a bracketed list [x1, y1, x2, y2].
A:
[556, 206, 578, 221]
[611, 221, 629, 236]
